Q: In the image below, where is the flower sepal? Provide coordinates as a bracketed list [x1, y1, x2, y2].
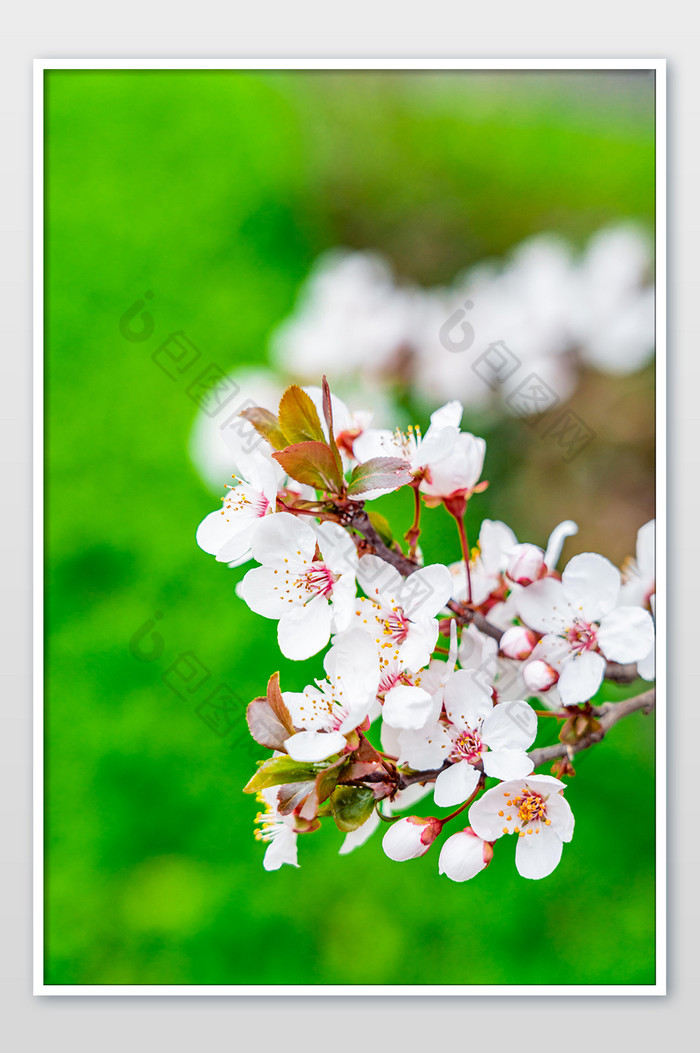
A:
[559, 703, 602, 746]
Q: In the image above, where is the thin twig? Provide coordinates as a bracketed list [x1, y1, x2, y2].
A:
[527, 688, 655, 769]
[395, 688, 655, 790]
[346, 506, 640, 677]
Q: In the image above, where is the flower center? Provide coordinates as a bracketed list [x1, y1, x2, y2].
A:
[498, 788, 552, 837]
[381, 607, 410, 645]
[222, 482, 270, 519]
[451, 728, 484, 763]
[566, 619, 598, 653]
[393, 424, 421, 459]
[297, 563, 337, 599]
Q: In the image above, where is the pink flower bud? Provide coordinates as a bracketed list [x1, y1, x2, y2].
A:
[506, 544, 546, 586]
[438, 827, 494, 882]
[500, 625, 538, 660]
[523, 659, 559, 693]
[382, 816, 443, 862]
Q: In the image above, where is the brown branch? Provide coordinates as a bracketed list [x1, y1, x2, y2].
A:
[346, 507, 641, 675]
[394, 689, 655, 791]
[528, 688, 656, 769]
[348, 508, 502, 641]
[397, 763, 449, 791]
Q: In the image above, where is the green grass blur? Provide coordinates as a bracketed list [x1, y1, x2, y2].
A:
[44, 69, 656, 986]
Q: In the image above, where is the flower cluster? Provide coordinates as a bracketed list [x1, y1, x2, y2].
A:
[189, 226, 654, 494]
[196, 379, 655, 882]
[271, 226, 653, 408]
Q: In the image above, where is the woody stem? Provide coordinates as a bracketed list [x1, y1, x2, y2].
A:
[442, 780, 484, 823]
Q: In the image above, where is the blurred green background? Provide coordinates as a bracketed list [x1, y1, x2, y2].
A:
[45, 69, 655, 986]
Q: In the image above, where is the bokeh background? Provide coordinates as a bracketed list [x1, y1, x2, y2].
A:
[45, 69, 655, 986]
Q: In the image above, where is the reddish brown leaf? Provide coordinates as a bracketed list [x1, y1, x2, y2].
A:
[238, 406, 288, 451]
[346, 457, 413, 496]
[273, 441, 345, 493]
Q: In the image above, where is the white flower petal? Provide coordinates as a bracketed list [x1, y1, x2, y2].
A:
[438, 828, 490, 882]
[443, 669, 493, 728]
[239, 566, 295, 618]
[251, 511, 316, 566]
[324, 629, 379, 702]
[434, 761, 480, 807]
[277, 595, 332, 660]
[284, 729, 346, 762]
[398, 618, 440, 672]
[479, 519, 518, 576]
[514, 823, 563, 879]
[544, 792, 575, 842]
[315, 520, 358, 576]
[482, 700, 537, 751]
[482, 748, 534, 781]
[195, 507, 246, 558]
[468, 783, 512, 841]
[517, 577, 571, 634]
[428, 400, 463, 432]
[382, 684, 438, 730]
[357, 554, 403, 603]
[263, 826, 299, 870]
[543, 519, 578, 571]
[597, 606, 655, 664]
[525, 774, 567, 794]
[400, 564, 453, 619]
[412, 423, 460, 468]
[637, 640, 655, 681]
[398, 723, 451, 770]
[562, 552, 620, 621]
[382, 817, 437, 861]
[557, 650, 606, 705]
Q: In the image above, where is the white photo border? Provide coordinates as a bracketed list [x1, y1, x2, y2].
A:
[33, 56, 666, 997]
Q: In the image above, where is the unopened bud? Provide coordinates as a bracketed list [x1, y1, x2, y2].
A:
[438, 827, 493, 882]
[506, 544, 546, 586]
[382, 815, 443, 862]
[523, 659, 559, 693]
[500, 625, 538, 660]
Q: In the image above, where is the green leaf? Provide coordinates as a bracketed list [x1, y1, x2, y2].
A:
[238, 406, 288, 451]
[330, 785, 377, 832]
[243, 756, 323, 795]
[278, 385, 326, 444]
[347, 457, 413, 496]
[315, 758, 344, 805]
[273, 441, 345, 493]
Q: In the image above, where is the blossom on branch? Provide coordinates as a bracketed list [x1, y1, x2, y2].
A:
[469, 775, 574, 879]
[239, 512, 359, 660]
[282, 630, 380, 761]
[517, 552, 654, 704]
[194, 376, 654, 881]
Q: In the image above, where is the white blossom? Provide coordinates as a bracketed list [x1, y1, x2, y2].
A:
[239, 513, 358, 660]
[469, 775, 574, 879]
[517, 552, 654, 705]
